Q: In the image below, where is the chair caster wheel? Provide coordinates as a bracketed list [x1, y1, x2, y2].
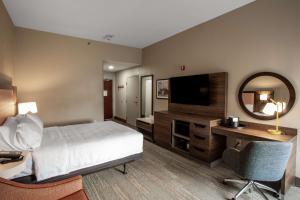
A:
[223, 180, 227, 185]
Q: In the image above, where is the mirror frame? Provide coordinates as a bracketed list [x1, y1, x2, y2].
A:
[238, 72, 296, 120]
[140, 75, 154, 117]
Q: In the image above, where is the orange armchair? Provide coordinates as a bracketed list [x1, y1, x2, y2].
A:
[0, 176, 88, 200]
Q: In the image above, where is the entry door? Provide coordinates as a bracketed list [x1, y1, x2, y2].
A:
[126, 75, 139, 126]
[104, 79, 113, 119]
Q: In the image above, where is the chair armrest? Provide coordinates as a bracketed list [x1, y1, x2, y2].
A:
[0, 175, 83, 200]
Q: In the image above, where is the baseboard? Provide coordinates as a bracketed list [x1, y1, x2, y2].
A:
[296, 177, 300, 188]
[113, 116, 126, 123]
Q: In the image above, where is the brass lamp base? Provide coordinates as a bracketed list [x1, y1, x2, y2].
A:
[268, 129, 282, 135]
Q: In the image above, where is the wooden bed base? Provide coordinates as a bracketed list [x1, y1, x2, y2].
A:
[13, 153, 143, 184]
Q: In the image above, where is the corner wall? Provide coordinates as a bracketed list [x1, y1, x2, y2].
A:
[0, 1, 15, 86]
[142, 0, 300, 176]
[14, 28, 142, 124]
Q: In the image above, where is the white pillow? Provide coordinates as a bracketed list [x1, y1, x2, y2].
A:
[15, 114, 44, 131]
[4, 116, 17, 127]
[0, 117, 18, 151]
[13, 116, 43, 151]
[0, 125, 17, 151]
[27, 113, 44, 131]
[0, 115, 43, 151]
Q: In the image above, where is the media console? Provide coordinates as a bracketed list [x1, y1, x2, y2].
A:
[153, 72, 228, 165]
[154, 111, 226, 165]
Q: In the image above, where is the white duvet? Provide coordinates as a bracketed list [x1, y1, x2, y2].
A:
[32, 121, 143, 181]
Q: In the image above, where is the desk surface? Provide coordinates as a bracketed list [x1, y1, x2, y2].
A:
[212, 126, 296, 142]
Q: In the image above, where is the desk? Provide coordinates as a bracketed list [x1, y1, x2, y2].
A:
[212, 126, 295, 142]
[212, 121, 297, 195]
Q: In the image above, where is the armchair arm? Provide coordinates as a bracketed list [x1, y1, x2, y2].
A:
[0, 175, 83, 200]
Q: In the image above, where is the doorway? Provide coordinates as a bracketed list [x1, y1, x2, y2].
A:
[126, 75, 139, 126]
[141, 75, 153, 117]
[104, 79, 113, 119]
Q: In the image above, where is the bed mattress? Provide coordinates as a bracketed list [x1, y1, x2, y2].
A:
[32, 121, 143, 181]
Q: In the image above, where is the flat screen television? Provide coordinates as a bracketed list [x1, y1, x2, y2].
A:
[170, 74, 210, 106]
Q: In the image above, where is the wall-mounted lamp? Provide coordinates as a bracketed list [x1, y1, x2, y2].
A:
[18, 102, 38, 115]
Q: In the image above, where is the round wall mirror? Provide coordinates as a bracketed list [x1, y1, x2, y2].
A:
[238, 72, 296, 120]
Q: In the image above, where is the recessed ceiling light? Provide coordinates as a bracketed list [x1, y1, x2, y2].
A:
[108, 65, 114, 70]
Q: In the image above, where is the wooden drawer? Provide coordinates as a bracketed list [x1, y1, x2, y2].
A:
[190, 145, 210, 161]
[190, 145, 223, 162]
[190, 122, 210, 136]
[190, 133, 226, 150]
[136, 120, 153, 133]
[190, 133, 210, 149]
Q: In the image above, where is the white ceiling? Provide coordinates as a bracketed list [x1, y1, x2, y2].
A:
[246, 76, 286, 89]
[3, 0, 254, 48]
[103, 61, 138, 72]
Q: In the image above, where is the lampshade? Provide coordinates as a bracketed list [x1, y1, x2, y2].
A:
[262, 102, 286, 115]
[260, 93, 269, 101]
[18, 102, 38, 114]
[277, 102, 287, 113]
[262, 103, 276, 115]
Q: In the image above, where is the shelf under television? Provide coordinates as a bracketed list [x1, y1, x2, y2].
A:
[173, 133, 190, 140]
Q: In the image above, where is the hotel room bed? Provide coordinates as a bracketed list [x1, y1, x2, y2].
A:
[12, 121, 143, 183]
[35, 121, 143, 181]
[1, 87, 143, 183]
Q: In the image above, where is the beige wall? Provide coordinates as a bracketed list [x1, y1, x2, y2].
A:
[142, 0, 300, 176]
[14, 28, 141, 124]
[0, 1, 15, 85]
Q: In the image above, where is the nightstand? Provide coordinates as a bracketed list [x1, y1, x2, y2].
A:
[136, 117, 154, 142]
[0, 152, 31, 179]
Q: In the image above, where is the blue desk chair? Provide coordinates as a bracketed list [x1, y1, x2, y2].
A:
[222, 141, 292, 200]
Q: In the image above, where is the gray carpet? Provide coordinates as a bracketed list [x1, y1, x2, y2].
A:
[83, 140, 300, 200]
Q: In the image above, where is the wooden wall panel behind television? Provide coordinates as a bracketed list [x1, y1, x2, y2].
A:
[168, 72, 228, 118]
[0, 87, 17, 125]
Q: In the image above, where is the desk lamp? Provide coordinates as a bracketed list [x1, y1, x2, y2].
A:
[260, 94, 286, 135]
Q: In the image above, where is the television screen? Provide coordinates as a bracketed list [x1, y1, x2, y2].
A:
[170, 74, 210, 106]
